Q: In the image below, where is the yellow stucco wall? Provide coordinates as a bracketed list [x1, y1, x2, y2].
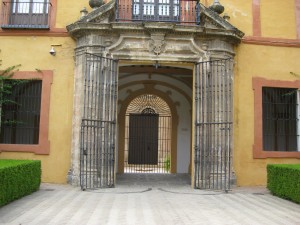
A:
[261, 0, 297, 39]
[0, 37, 76, 183]
[0, 0, 92, 183]
[202, 0, 300, 186]
[222, 0, 253, 36]
[207, 0, 298, 39]
[55, 1, 91, 28]
[234, 44, 300, 186]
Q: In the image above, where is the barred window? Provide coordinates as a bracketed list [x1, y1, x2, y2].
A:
[0, 80, 42, 144]
[262, 87, 299, 152]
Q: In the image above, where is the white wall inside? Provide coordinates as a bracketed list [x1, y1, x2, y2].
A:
[155, 84, 192, 173]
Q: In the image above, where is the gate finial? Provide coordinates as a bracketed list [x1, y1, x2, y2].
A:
[209, 0, 225, 15]
[89, 0, 104, 9]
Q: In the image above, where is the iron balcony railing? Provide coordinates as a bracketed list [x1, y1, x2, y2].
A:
[116, 0, 199, 24]
[1, 1, 52, 29]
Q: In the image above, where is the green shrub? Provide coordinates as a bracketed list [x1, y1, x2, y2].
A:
[267, 164, 300, 204]
[0, 159, 41, 207]
[164, 155, 171, 172]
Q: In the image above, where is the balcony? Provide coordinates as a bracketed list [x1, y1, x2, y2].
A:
[116, 0, 199, 25]
[1, 1, 52, 29]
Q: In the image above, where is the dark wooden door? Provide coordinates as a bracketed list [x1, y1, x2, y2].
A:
[128, 114, 159, 165]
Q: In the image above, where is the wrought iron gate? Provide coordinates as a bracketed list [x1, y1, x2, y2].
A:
[80, 53, 118, 190]
[194, 58, 233, 191]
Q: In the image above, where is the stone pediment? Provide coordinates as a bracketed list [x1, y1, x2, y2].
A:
[67, 0, 244, 41]
[198, 4, 240, 31]
[67, 0, 245, 62]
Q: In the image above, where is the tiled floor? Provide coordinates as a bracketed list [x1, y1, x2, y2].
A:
[1, 174, 300, 225]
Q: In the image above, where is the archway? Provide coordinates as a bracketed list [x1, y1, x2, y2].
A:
[67, 1, 243, 189]
[117, 78, 186, 175]
[124, 94, 172, 173]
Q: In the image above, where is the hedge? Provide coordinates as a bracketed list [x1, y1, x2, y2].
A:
[267, 164, 300, 204]
[0, 159, 41, 207]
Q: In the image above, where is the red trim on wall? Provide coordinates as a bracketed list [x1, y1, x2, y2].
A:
[252, 77, 300, 159]
[0, 70, 53, 155]
[252, 0, 261, 37]
[243, 36, 300, 47]
[49, 0, 57, 30]
[295, 0, 300, 39]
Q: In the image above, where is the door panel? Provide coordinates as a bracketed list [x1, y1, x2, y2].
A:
[128, 114, 159, 165]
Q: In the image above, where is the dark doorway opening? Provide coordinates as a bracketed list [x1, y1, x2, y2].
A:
[128, 113, 159, 165]
[124, 94, 171, 173]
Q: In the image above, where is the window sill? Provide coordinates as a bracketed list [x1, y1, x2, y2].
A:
[253, 146, 300, 159]
[1, 24, 50, 29]
[0, 142, 50, 155]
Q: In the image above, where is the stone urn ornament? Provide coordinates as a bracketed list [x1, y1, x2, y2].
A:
[89, 0, 104, 8]
[209, 0, 224, 15]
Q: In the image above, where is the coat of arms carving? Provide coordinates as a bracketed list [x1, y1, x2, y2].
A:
[149, 33, 166, 55]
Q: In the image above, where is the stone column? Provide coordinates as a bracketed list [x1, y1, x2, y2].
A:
[67, 33, 111, 186]
[68, 46, 87, 185]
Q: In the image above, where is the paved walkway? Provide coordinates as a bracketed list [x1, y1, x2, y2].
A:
[1, 174, 300, 225]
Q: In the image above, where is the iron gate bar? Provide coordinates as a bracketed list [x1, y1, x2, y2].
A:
[82, 118, 117, 123]
[194, 58, 233, 191]
[196, 122, 233, 125]
[80, 53, 118, 190]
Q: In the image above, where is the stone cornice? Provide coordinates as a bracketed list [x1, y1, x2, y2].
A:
[68, 22, 243, 44]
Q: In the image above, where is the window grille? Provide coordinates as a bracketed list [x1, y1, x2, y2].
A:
[0, 80, 42, 144]
[262, 87, 299, 152]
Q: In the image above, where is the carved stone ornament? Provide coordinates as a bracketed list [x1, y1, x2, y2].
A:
[209, 0, 224, 15]
[89, 0, 104, 9]
[149, 34, 166, 55]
